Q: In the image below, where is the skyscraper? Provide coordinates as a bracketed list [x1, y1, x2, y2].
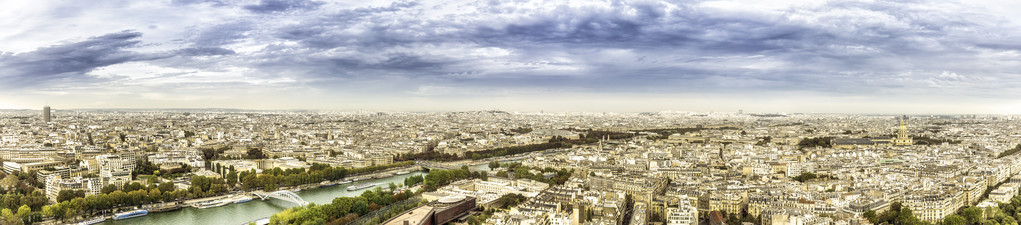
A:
[43, 106, 51, 122]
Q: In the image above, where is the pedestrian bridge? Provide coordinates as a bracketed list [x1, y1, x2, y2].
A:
[252, 190, 309, 206]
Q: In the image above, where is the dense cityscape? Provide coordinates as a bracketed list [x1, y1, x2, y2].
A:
[5, 0, 1021, 225]
[0, 108, 1019, 225]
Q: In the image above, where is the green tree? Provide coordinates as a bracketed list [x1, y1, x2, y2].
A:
[16, 205, 29, 224]
[123, 182, 144, 192]
[489, 161, 500, 170]
[792, 172, 818, 182]
[963, 206, 984, 225]
[225, 171, 239, 186]
[56, 190, 84, 203]
[1002, 216, 1017, 225]
[0, 175, 18, 190]
[404, 175, 424, 187]
[891, 202, 902, 212]
[1, 208, 22, 225]
[40, 206, 51, 218]
[727, 212, 740, 225]
[351, 199, 369, 215]
[158, 182, 175, 193]
[246, 148, 266, 159]
[864, 210, 879, 224]
[897, 207, 921, 225]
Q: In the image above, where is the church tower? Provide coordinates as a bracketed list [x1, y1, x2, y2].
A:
[894, 118, 913, 146]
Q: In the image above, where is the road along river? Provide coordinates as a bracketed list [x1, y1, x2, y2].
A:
[102, 171, 426, 225]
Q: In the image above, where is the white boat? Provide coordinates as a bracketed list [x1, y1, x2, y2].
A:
[319, 180, 333, 186]
[113, 209, 148, 220]
[395, 171, 410, 175]
[193, 200, 229, 209]
[234, 196, 254, 204]
[77, 217, 107, 225]
[346, 182, 379, 191]
[337, 180, 353, 184]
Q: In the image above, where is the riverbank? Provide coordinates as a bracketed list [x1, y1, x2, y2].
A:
[64, 166, 425, 225]
[98, 170, 429, 225]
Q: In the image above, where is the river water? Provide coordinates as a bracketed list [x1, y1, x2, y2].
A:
[102, 171, 427, 225]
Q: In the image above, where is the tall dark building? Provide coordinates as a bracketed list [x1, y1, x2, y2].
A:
[43, 106, 51, 122]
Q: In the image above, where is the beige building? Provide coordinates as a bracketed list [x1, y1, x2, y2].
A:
[44, 176, 102, 203]
[588, 176, 668, 206]
[990, 183, 1019, 203]
[904, 190, 961, 223]
[710, 191, 747, 215]
[666, 195, 698, 225]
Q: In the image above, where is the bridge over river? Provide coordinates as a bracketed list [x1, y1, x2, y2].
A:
[251, 190, 309, 206]
[98, 171, 427, 225]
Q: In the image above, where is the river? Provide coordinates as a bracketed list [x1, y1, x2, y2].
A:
[102, 171, 427, 225]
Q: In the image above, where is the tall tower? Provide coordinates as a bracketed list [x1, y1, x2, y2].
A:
[897, 119, 908, 139]
[43, 106, 51, 122]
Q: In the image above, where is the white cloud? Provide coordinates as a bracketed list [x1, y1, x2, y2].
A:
[2, 0, 1021, 112]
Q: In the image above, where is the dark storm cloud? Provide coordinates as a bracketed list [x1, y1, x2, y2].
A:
[2, 0, 1020, 112]
[272, 1, 1013, 94]
[9, 0, 1021, 102]
[0, 30, 166, 88]
[272, 1, 421, 49]
[244, 0, 325, 13]
[463, 3, 819, 58]
[0, 29, 244, 90]
[249, 0, 848, 91]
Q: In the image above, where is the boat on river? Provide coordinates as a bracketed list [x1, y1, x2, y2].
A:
[346, 182, 379, 191]
[113, 209, 148, 220]
[234, 196, 254, 204]
[319, 180, 337, 187]
[76, 217, 107, 225]
[193, 200, 229, 209]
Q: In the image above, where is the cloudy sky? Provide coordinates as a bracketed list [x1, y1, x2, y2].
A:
[2, 0, 1021, 113]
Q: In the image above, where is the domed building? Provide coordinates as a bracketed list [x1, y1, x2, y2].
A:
[893, 118, 913, 146]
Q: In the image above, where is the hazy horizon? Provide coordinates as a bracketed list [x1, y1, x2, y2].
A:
[2, 106, 1015, 115]
[3, 0, 1021, 114]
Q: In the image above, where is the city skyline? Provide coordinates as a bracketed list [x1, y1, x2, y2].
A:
[3, 0, 1021, 113]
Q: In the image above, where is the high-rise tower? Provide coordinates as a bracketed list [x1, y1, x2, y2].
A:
[43, 106, 51, 122]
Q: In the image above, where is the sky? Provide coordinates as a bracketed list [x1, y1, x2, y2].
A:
[2, 0, 1021, 113]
